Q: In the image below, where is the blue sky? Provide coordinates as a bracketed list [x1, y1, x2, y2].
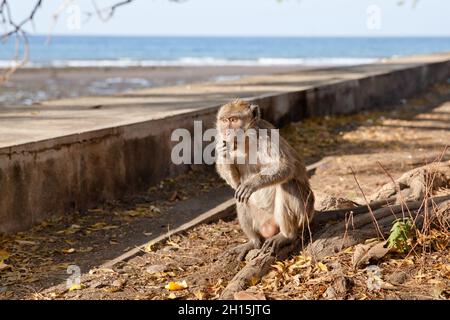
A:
[9, 0, 450, 37]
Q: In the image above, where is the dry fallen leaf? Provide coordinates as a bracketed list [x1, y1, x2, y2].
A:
[89, 267, 115, 275]
[194, 291, 205, 300]
[272, 261, 285, 273]
[89, 222, 118, 231]
[146, 264, 168, 274]
[249, 276, 260, 286]
[169, 191, 179, 202]
[343, 246, 354, 254]
[166, 240, 181, 248]
[234, 291, 266, 300]
[68, 284, 85, 292]
[87, 208, 104, 214]
[0, 250, 10, 261]
[62, 248, 76, 254]
[352, 240, 390, 268]
[317, 262, 329, 272]
[165, 280, 188, 291]
[0, 261, 11, 271]
[15, 240, 37, 246]
[144, 243, 153, 253]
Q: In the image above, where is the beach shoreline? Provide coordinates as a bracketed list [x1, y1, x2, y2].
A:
[0, 65, 317, 108]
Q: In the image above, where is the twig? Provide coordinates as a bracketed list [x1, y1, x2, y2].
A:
[350, 167, 385, 240]
[377, 161, 413, 221]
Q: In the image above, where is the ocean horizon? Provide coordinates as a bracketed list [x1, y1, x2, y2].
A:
[1, 36, 450, 69]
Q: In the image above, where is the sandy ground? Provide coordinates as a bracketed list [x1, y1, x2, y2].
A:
[0, 82, 449, 300]
[0, 65, 309, 108]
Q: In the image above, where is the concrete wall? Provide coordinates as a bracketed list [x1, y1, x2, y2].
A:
[1, 58, 449, 233]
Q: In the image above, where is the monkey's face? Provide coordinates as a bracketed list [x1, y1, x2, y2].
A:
[217, 115, 245, 142]
[217, 99, 259, 144]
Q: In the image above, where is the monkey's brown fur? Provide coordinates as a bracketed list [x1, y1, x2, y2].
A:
[216, 99, 315, 259]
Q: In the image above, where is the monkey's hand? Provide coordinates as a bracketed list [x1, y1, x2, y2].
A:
[216, 141, 230, 163]
[235, 182, 256, 203]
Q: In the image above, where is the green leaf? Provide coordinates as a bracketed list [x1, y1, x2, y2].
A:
[387, 218, 414, 253]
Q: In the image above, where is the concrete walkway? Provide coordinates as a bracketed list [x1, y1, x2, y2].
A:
[2, 53, 450, 149]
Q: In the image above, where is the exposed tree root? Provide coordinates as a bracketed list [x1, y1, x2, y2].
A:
[220, 161, 450, 300]
[369, 160, 450, 202]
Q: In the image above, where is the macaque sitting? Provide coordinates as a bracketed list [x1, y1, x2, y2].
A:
[216, 99, 315, 260]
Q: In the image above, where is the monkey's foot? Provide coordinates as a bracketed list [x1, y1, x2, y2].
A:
[230, 242, 260, 261]
[261, 234, 294, 256]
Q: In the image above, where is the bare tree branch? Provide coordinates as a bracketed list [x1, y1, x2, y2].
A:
[0, 0, 189, 82]
[93, 0, 134, 21]
[0, 0, 42, 39]
[0, 0, 143, 82]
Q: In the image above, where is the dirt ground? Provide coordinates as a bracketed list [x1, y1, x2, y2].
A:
[1, 82, 450, 300]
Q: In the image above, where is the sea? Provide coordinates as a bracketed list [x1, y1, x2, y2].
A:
[1, 36, 450, 68]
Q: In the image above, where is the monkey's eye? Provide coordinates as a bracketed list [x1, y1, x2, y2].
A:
[229, 117, 238, 123]
[221, 118, 228, 123]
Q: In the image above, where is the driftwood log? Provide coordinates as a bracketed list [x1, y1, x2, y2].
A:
[220, 161, 450, 300]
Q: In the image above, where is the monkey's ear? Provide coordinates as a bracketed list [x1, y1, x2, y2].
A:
[250, 104, 261, 120]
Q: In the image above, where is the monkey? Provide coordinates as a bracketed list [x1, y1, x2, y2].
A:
[215, 99, 315, 260]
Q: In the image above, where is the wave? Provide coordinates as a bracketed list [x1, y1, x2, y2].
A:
[0, 57, 379, 69]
